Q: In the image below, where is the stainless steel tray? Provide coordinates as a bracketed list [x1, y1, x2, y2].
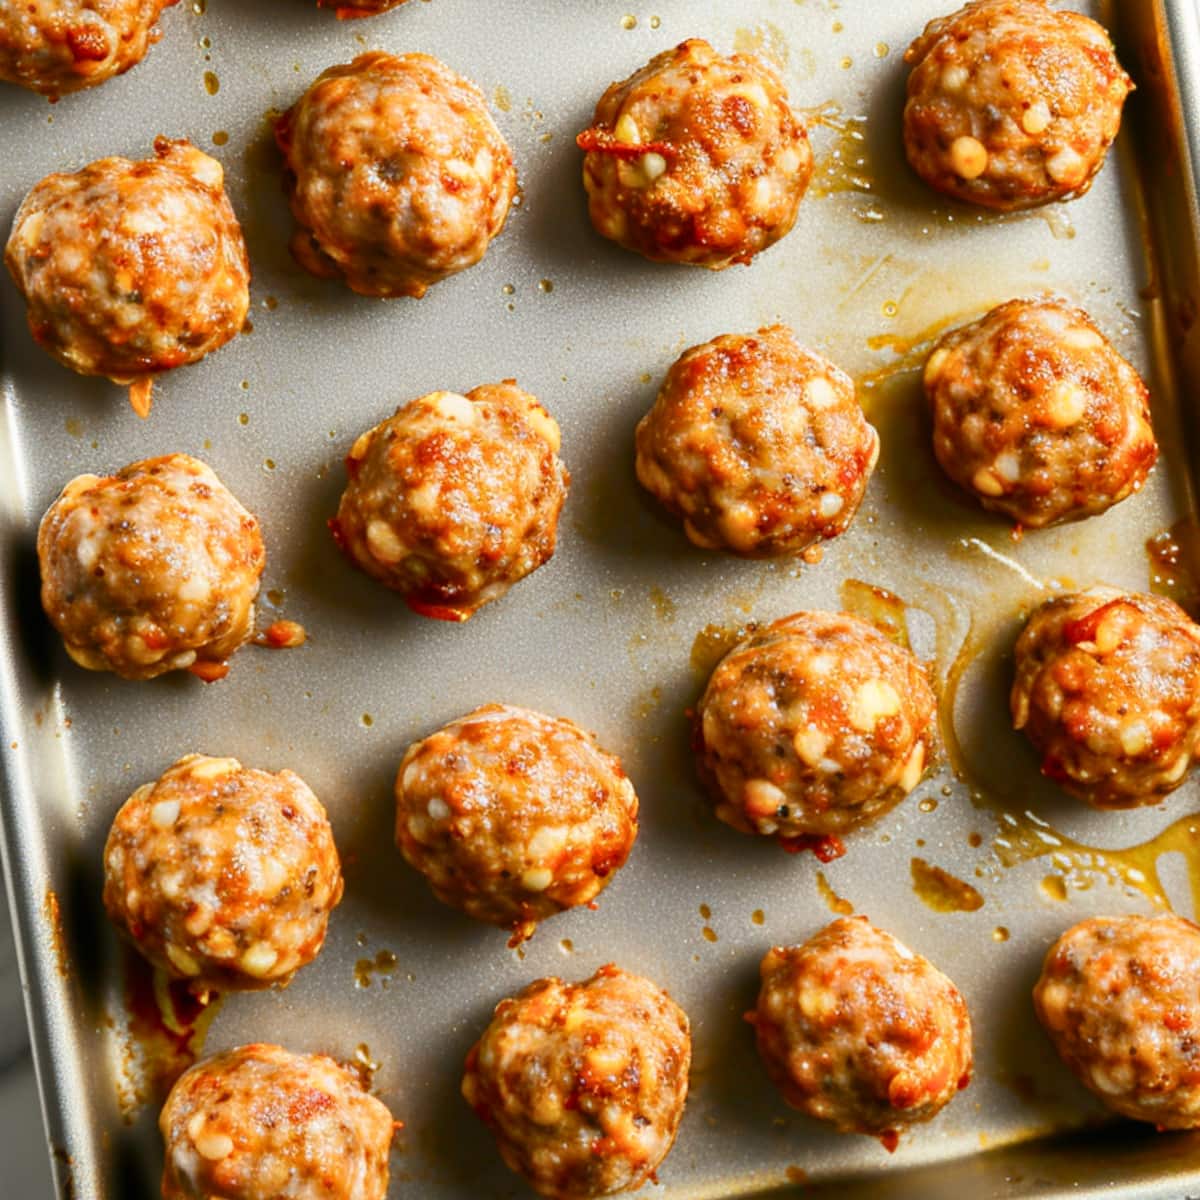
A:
[4, 1, 1200, 1197]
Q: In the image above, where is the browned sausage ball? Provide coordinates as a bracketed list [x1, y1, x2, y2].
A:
[316, 0, 407, 15]
[694, 612, 935, 856]
[758, 916, 974, 1142]
[577, 38, 812, 268]
[103, 754, 344, 992]
[333, 383, 569, 621]
[463, 965, 691, 1199]
[38, 453, 265, 681]
[1011, 588, 1200, 808]
[0, 0, 177, 96]
[752, 916, 973, 1147]
[395, 704, 638, 944]
[635, 325, 879, 556]
[1034, 914, 1200, 1129]
[925, 298, 1157, 527]
[5, 138, 250, 417]
[276, 51, 516, 298]
[160, 1043, 394, 1200]
[903, 0, 1132, 210]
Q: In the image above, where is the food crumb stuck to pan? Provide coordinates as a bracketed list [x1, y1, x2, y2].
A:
[42, 890, 68, 980]
[253, 619, 307, 649]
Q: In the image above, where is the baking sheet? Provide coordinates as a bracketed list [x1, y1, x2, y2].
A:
[4, 1, 1200, 1196]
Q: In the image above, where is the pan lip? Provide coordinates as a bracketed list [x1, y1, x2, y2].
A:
[0, 541, 89, 1190]
[5, 2, 1200, 1198]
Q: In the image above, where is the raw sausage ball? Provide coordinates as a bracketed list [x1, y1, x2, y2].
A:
[752, 916, 973, 1145]
[0, 0, 177, 96]
[1034, 914, 1200, 1129]
[5, 137, 250, 417]
[635, 325, 879, 556]
[333, 382, 569, 621]
[395, 704, 638, 944]
[276, 51, 516, 298]
[903, 0, 1132, 210]
[694, 612, 935, 851]
[1011, 588, 1200, 808]
[37, 453, 265, 681]
[160, 1043, 394, 1200]
[316, 0, 407, 15]
[103, 754, 344, 991]
[463, 965, 691, 1199]
[925, 298, 1157, 527]
[577, 38, 812, 268]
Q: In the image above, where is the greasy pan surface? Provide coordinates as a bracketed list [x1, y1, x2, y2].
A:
[4, 0, 1200, 1196]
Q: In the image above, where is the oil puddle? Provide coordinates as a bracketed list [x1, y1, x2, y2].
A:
[857, 313, 964, 393]
[993, 809, 1200, 915]
[816, 870, 853, 915]
[1146, 516, 1200, 614]
[803, 101, 882, 223]
[689, 620, 760, 678]
[910, 857, 984, 913]
[839, 578, 911, 647]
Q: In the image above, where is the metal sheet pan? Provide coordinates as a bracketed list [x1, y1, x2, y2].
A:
[4, 0, 1200, 1196]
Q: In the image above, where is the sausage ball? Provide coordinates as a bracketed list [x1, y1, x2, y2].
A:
[276, 51, 516, 298]
[5, 137, 250, 417]
[37, 453, 265, 681]
[925, 298, 1157, 527]
[0, 0, 177, 96]
[694, 612, 935, 851]
[1011, 588, 1200, 808]
[903, 0, 1132, 210]
[752, 917, 973, 1146]
[316, 0, 407, 15]
[635, 325, 878, 556]
[160, 1043, 395, 1200]
[577, 38, 812, 268]
[463, 965, 691, 1199]
[333, 383, 568, 621]
[1034, 914, 1200, 1129]
[395, 704, 638, 944]
[103, 754, 343, 992]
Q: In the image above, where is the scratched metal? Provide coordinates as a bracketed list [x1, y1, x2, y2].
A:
[3, 1, 1200, 1197]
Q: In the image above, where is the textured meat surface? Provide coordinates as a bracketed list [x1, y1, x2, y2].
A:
[578, 38, 812, 268]
[903, 0, 1131, 210]
[334, 382, 568, 620]
[752, 916, 973, 1140]
[1012, 588, 1200, 808]
[104, 754, 343, 991]
[1034, 914, 1200, 1129]
[636, 325, 878, 556]
[37, 453, 264, 679]
[925, 298, 1156, 527]
[0, 0, 177, 95]
[5, 138, 249, 391]
[159, 1043, 394, 1199]
[277, 51, 516, 297]
[395, 704, 638, 942]
[694, 611, 935, 840]
[463, 965, 691, 1199]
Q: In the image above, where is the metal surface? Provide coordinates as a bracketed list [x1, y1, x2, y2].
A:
[3, 1, 1200, 1196]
